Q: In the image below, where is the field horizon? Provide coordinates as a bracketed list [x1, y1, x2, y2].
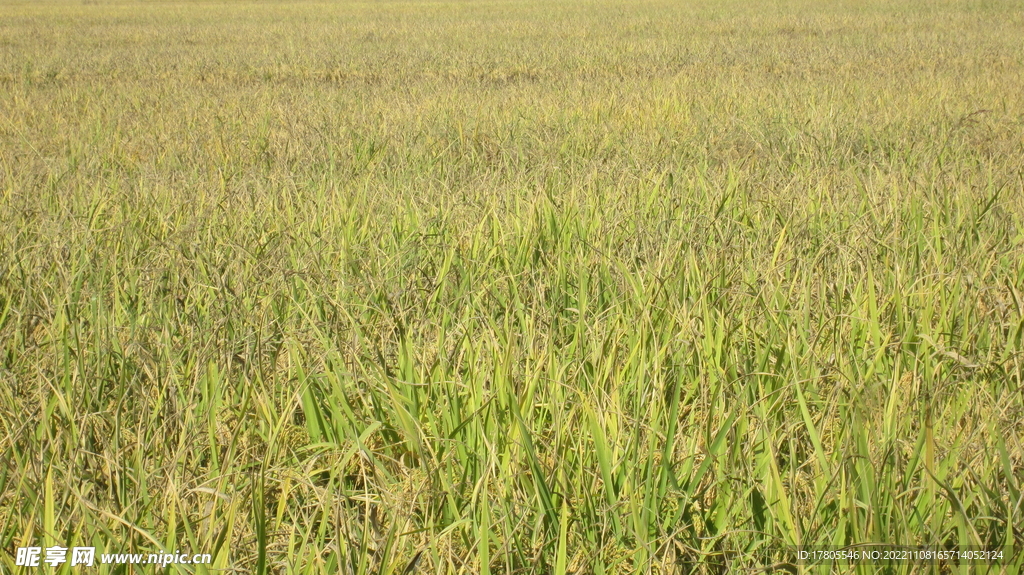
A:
[2, 0, 1023, 572]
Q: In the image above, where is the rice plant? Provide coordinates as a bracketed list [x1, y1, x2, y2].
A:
[1, 0, 1022, 572]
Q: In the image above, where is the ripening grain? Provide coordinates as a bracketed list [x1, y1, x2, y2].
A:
[1, 0, 1023, 572]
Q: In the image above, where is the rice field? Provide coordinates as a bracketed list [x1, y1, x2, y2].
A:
[1, 0, 1023, 572]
